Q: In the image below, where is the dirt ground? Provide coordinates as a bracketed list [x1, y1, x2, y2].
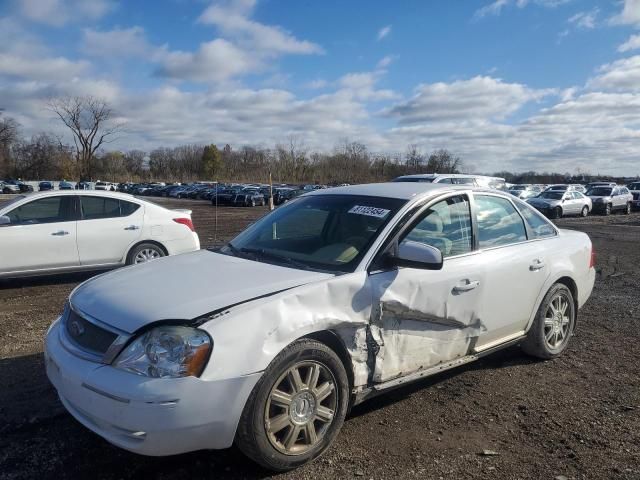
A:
[1, 197, 639, 480]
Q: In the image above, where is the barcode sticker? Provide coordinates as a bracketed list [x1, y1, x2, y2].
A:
[348, 205, 390, 218]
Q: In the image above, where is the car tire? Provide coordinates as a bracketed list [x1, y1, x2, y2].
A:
[236, 338, 350, 472]
[521, 283, 576, 360]
[126, 243, 166, 265]
[604, 204, 611, 216]
[625, 203, 631, 215]
[581, 206, 589, 217]
[251, 199, 256, 207]
[552, 207, 562, 219]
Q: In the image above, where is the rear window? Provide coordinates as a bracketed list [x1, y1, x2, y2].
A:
[393, 177, 434, 183]
[475, 195, 527, 248]
[80, 196, 140, 219]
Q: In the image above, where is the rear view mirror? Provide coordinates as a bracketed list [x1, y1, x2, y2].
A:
[387, 240, 443, 270]
[0, 215, 10, 226]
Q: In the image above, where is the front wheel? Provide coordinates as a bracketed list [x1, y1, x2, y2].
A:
[625, 203, 631, 215]
[552, 207, 562, 219]
[522, 283, 576, 359]
[236, 339, 349, 471]
[604, 204, 611, 216]
[581, 206, 589, 217]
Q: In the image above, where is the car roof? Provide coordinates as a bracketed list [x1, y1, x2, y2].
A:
[13, 189, 138, 201]
[305, 182, 488, 200]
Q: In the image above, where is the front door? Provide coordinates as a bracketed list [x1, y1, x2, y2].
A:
[367, 194, 484, 383]
[0, 195, 79, 274]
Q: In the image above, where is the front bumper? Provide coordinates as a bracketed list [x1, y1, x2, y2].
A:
[45, 318, 261, 456]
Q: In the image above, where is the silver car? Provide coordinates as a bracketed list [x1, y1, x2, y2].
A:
[508, 184, 543, 200]
[586, 185, 633, 215]
[527, 190, 592, 219]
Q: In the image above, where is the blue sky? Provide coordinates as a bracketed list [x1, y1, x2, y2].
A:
[1, 0, 640, 174]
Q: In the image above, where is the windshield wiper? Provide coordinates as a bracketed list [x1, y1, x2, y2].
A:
[236, 246, 311, 270]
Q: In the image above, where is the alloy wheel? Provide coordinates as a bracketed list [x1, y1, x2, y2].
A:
[134, 248, 162, 264]
[543, 293, 572, 350]
[264, 361, 337, 455]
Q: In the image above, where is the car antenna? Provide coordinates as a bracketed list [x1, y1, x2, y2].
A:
[214, 180, 218, 247]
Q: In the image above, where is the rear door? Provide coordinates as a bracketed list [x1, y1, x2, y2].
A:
[471, 194, 552, 349]
[0, 195, 80, 273]
[76, 196, 144, 265]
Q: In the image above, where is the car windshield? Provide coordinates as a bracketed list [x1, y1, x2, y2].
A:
[220, 194, 406, 273]
[393, 177, 434, 183]
[587, 187, 612, 196]
[539, 192, 564, 200]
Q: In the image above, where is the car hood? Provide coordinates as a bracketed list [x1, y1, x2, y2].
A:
[70, 250, 334, 333]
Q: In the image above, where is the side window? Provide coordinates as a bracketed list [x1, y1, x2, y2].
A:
[6, 196, 74, 225]
[475, 195, 527, 248]
[81, 196, 121, 220]
[436, 178, 453, 184]
[120, 200, 141, 216]
[516, 201, 557, 238]
[401, 195, 472, 257]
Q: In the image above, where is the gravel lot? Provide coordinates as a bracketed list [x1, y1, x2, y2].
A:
[1, 197, 639, 480]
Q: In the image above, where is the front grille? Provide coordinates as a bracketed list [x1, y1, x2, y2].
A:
[65, 308, 118, 355]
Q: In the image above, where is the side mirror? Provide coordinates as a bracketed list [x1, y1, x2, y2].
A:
[0, 215, 10, 226]
[387, 241, 443, 270]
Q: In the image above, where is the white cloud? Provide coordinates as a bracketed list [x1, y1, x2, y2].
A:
[609, 0, 640, 27]
[377, 25, 392, 41]
[155, 39, 256, 83]
[475, 0, 571, 18]
[587, 55, 640, 92]
[16, 0, 114, 26]
[376, 55, 394, 69]
[82, 27, 152, 58]
[568, 8, 599, 29]
[306, 79, 328, 89]
[198, 0, 323, 55]
[383, 76, 553, 124]
[618, 34, 640, 52]
[0, 53, 89, 82]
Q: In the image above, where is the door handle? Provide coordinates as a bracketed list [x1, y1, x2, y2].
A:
[124, 225, 140, 231]
[453, 280, 480, 293]
[530, 259, 546, 271]
[51, 230, 69, 236]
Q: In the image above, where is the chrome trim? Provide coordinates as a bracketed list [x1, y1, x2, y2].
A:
[61, 303, 132, 364]
[81, 383, 131, 404]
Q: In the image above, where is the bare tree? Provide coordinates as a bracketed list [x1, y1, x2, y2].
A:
[48, 96, 123, 180]
[0, 111, 20, 177]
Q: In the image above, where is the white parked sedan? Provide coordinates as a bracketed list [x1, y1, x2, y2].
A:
[0, 190, 199, 278]
[44, 183, 595, 471]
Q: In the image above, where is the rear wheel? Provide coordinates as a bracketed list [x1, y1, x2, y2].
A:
[126, 243, 165, 265]
[236, 339, 349, 471]
[552, 207, 562, 219]
[522, 284, 575, 359]
[581, 206, 589, 217]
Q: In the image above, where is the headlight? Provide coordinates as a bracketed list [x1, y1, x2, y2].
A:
[114, 326, 211, 378]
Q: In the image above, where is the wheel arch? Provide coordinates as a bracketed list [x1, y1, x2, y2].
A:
[302, 330, 355, 394]
[526, 274, 579, 333]
[125, 239, 169, 264]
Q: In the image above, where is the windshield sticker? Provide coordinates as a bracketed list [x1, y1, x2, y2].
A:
[348, 205, 391, 218]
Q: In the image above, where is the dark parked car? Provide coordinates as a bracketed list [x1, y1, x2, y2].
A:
[75, 181, 92, 190]
[15, 181, 34, 193]
[58, 181, 74, 190]
[38, 181, 54, 191]
[231, 190, 266, 207]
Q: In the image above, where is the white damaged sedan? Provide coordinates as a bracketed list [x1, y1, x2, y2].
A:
[45, 183, 595, 471]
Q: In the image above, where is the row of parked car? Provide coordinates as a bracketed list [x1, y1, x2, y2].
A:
[507, 181, 640, 218]
[112, 181, 341, 207]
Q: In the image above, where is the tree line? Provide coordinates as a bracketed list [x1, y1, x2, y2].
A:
[0, 96, 633, 185]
